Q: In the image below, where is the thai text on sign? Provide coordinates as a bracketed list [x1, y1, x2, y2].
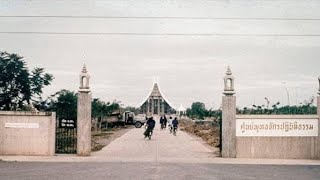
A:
[236, 119, 318, 137]
[59, 119, 76, 128]
[5, 123, 39, 129]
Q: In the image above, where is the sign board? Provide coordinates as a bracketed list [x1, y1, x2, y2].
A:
[59, 119, 76, 128]
[236, 119, 318, 137]
[5, 123, 39, 129]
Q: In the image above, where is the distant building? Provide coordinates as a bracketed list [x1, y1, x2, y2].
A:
[177, 104, 187, 116]
[139, 83, 176, 116]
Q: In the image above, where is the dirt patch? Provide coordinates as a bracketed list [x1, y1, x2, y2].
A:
[180, 120, 221, 148]
[91, 126, 133, 152]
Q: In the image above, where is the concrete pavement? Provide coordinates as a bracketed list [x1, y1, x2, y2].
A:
[1, 127, 320, 165]
[0, 162, 319, 180]
[1, 127, 320, 180]
[91, 125, 219, 163]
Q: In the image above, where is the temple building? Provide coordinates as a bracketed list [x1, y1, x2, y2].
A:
[139, 83, 176, 116]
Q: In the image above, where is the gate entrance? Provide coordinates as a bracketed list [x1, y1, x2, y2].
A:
[55, 119, 77, 154]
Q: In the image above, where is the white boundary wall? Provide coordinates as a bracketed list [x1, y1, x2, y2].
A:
[236, 115, 320, 159]
[0, 111, 56, 156]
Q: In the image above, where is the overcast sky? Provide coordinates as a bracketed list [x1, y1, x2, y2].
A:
[0, 0, 320, 109]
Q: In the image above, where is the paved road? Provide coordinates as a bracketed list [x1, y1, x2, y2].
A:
[0, 161, 319, 180]
[92, 126, 219, 163]
[1, 127, 320, 179]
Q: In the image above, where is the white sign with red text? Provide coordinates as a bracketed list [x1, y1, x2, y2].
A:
[236, 119, 318, 137]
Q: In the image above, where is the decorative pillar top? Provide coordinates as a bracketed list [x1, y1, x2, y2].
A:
[79, 64, 91, 92]
[223, 66, 235, 96]
[82, 64, 87, 73]
[226, 66, 232, 75]
[318, 76, 320, 95]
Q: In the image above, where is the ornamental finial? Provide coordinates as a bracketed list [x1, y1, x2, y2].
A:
[79, 64, 90, 92]
[82, 64, 87, 73]
[226, 66, 232, 75]
[223, 66, 235, 95]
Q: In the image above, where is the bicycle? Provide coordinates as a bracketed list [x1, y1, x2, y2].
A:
[160, 123, 165, 130]
[148, 129, 153, 139]
[144, 125, 153, 140]
[173, 127, 178, 136]
[169, 125, 173, 133]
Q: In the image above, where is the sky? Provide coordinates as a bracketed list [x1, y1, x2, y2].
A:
[0, 0, 320, 109]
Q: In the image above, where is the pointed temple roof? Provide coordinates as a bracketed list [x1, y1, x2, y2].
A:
[138, 83, 175, 109]
[149, 83, 162, 97]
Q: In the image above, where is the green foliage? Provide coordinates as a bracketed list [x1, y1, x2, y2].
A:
[30, 68, 53, 97]
[186, 97, 317, 122]
[43, 89, 121, 120]
[46, 90, 77, 120]
[123, 106, 139, 114]
[186, 102, 208, 119]
[92, 99, 119, 119]
[207, 109, 222, 122]
[238, 97, 317, 115]
[0, 51, 53, 110]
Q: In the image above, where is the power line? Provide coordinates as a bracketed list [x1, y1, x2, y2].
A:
[0, 15, 320, 21]
[1, 31, 320, 36]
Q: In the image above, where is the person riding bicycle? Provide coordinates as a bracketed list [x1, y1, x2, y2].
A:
[160, 116, 165, 130]
[163, 116, 168, 128]
[144, 117, 156, 138]
[168, 116, 173, 133]
[172, 117, 179, 134]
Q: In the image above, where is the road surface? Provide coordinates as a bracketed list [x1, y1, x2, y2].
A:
[1, 126, 319, 179]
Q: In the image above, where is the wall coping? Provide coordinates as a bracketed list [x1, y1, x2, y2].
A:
[236, 115, 319, 119]
[0, 111, 54, 116]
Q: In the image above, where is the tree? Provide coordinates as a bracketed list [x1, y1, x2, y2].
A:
[92, 99, 120, 119]
[238, 97, 316, 115]
[123, 106, 139, 114]
[44, 89, 121, 126]
[0, 51, 53, 110]
[187, 102, 208, 119]
[92, 98, 120, 131]
[46, 90, 77, 120]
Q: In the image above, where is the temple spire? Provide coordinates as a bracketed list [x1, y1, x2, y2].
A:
[140, 80, 176, 116]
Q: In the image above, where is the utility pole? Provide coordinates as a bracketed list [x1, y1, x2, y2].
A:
[282, 82, 290, 106]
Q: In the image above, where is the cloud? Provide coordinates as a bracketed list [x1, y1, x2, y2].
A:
[1, 0, 320, 109]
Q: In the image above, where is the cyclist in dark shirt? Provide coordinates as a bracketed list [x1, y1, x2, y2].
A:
[144, 117, 156, 138]
[172, 117, 179, 128]
[172, 117, 179, 135]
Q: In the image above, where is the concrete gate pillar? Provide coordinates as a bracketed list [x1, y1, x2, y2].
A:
[77, 65, 92, 156]
[222, 66, 237, 158]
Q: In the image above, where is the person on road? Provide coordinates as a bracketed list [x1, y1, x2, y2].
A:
[160, 116, 165, 130]
[172, 117, 179, 134]
[144, 117, 156, 138]
[168, 116, 173, 133]
[163, 115, 168, 128]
